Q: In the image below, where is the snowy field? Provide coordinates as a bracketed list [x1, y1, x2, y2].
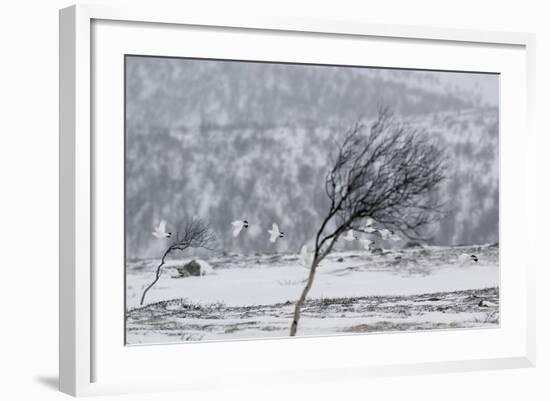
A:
[126, 244, 499, 344]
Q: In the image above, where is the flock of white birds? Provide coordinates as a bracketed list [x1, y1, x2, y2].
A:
[231, 220, 285, 242]
[151, 217, 479, 267]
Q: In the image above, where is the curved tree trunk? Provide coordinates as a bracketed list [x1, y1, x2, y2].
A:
[290, 260, 318, 336]
[139, 246, 173, 306]
[290, 238, 337, 336]
[139, 263, 164, 306]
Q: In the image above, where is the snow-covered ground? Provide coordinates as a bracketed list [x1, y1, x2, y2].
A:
[126, 244, 499, 344]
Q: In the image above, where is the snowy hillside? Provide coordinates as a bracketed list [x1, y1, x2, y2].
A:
[126, 59, 492, 129]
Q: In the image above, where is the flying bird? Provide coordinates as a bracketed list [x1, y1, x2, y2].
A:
[231, 220, 249, 237]
[299, 245, 314, 269]
[364, 218, 377, 233]
[152, 220, 171, 239]
[360, 238, 374, 250]
[457, 253, 479, 265]
[377, 228, 393, 240]
[343, 230, 357, 241]
[268, 223, 284, 243]
[389, 232, 401, 241]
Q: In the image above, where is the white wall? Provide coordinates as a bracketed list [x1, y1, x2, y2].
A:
[0, 0, 547, 400]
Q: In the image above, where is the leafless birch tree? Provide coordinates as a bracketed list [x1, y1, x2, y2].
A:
[289, 107, 448, 336]
[140, 218, 215, 306]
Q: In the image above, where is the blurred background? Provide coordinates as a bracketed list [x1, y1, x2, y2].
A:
[125, 56, 499, 258]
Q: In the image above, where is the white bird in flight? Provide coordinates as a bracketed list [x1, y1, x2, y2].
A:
[389, 232, 401, 241]
[378, 228, 393, 240]
[364, 218, 377, 233]
[152, 220, 171, 239]
[268, 223, 284, 243]
[360, 238, 374, 250]
[231, 220, 249, 237]
[299, 245, 314, 269]
[458, 253, 479, 265]
[343, 230, 357, 241]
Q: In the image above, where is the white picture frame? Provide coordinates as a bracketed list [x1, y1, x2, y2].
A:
[59, 3, 536, 397]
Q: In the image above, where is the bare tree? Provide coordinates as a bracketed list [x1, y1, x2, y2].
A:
[289, 107, 448, 336]
[140, 218, 215, 306]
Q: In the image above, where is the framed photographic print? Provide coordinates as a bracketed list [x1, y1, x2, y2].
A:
[59, 4, 536, 396]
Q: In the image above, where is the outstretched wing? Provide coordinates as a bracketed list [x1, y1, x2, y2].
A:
[158, 220, 166, 233]
[299, 245, 313, 268]
[299, 245, 307, 266]
[360, 239, 373, 250]
[232, 224, 243, 237]
[268, 223, 280, 242]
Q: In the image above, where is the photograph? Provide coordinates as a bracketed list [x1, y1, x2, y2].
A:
[124, 56, 499, 345]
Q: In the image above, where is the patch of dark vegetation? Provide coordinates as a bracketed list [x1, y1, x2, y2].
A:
[126, 259, 155, 272]
[260, 325, 281, 332]
[224, 325, 241, 334]
[129, 287, 499, 319]
[126, 287, 500, 342]
[403, 241, 423, 249]
[343, 320, 465, 333]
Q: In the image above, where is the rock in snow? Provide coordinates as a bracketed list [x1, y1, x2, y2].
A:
[176, 260, 202, 277]
[173, 259, 214, 278]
